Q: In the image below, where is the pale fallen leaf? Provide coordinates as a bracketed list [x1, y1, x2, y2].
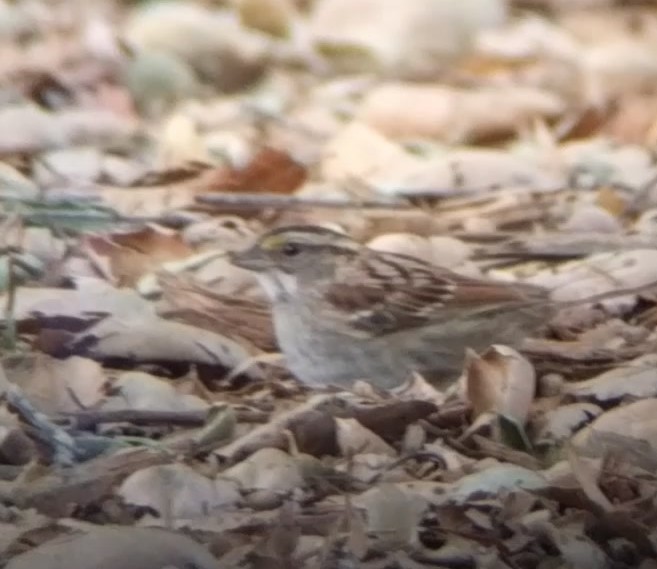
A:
[567, 444, 614, 512]
[527, 249, 657, 307]
[373, 148, 562, 196]
[560, 204, 622, 234]
[0, 105, 136, 155]
[367, 233, 433, 263]
[428, 236, 474, 269]
[358, 83, 564, 141]
[531, 403, 602, 447]
[433, 464, 548, 505]
[564, 354, 657, 403]
[572, 398, 657, 452]
[392, 373, 446, 407]
[118, 464, 241, 522]
[36, 147, 102, 186]
[0, 281, 154, 326]
[102, 371, 208, 413]
[64, 316, 260, 377]
[320, 121, 422, 186]
[156, 113, 208, 168]
[222, 447, 304, 492]
[6, 355, 106, 415]
[5, 526, 219, 569]
[355, 483, 427, 548]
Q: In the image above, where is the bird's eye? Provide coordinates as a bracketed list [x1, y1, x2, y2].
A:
[281, 242, 301, 257]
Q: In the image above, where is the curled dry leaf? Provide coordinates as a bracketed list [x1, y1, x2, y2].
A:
[465, 345, 536, 426]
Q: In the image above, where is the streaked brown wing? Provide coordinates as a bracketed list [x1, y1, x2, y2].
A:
[324, 249, 546, 336]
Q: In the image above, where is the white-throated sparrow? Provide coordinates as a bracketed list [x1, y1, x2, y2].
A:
[231, 225, 554, 389]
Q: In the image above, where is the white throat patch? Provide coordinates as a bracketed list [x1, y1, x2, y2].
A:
[256, 270, 299, 301]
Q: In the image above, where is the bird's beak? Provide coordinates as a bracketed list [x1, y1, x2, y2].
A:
[229, 246, 271, 271]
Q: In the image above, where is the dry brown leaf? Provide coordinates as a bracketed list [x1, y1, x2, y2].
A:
[83, 226, 193, 287]
[5, 355, 106, 415]
[205, 146, 307, 194]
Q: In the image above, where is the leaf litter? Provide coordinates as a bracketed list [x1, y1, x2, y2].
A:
[1, 0, 657, 567]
